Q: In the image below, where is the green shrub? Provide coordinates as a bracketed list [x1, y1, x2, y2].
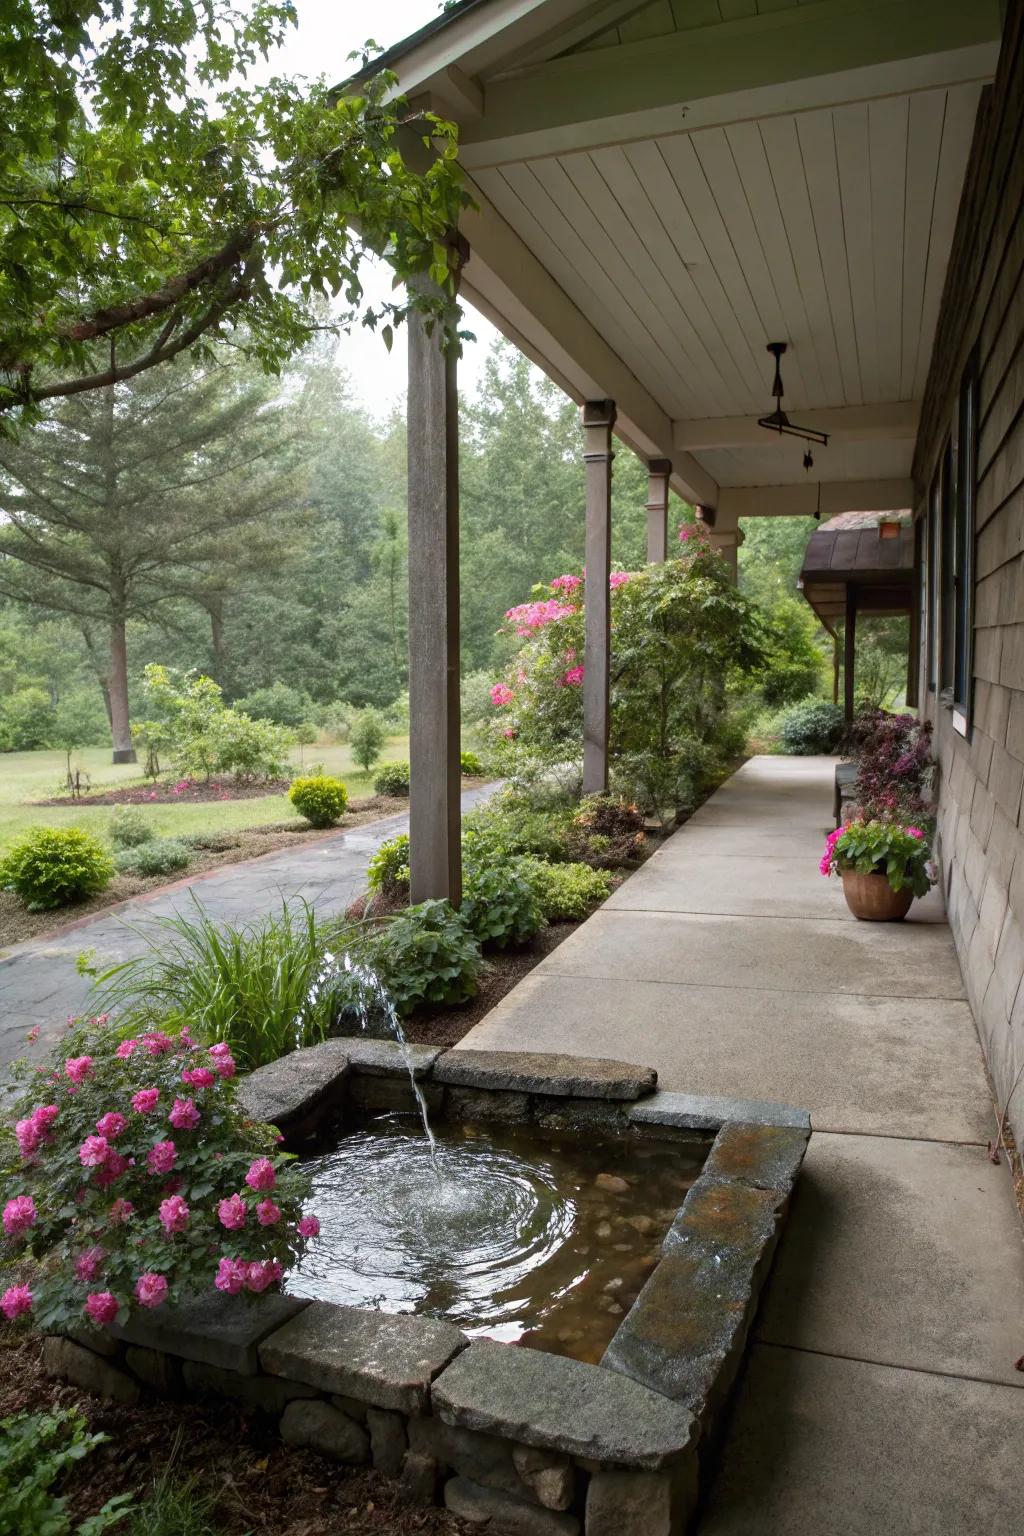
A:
[0, 1407, 132, 1535]
[114, 838, 191, 877]
[367, 832, 411, 896]
[566, 795, 647, 867]
[108, 804, 155, 849]
[1, 685, 54, 750]
[460, 749, 484, 776]
[0, 826, 115, 910]
[463, 791, 571, 863]
[460, 860, 544, 948]
[292, 721, 318, 747]
[778, 699, 846, 755]
[349, 707, 387, 773]
[233, 681, 315, 727]
[374, 760, 411, 797]
[359, 899, 481, 1016]
[520, 858, 612, 921]
[289, 774, 348, 827]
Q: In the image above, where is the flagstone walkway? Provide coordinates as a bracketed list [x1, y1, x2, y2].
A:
[0, 785, 494, 1072]
[459, 755, 1024, 1534]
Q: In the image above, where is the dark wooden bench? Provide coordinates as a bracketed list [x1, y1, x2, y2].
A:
[834, 762, 858, 826]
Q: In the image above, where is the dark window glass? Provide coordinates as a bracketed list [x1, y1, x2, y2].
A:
[927, 465, 940, 692]
[940, 439, 955, 693]
[954, 352, 979, 720]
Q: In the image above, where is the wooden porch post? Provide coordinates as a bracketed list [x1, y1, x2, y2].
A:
[645, 458, 672, 563]
[583, 400, 616, 795]
[406, 254, 466, 905]
[844, 585, 858, 724]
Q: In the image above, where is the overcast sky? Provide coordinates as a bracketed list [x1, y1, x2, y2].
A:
[261, 0, 502, 417]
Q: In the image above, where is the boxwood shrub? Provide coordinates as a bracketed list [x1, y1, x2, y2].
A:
[778, 699, 846, 755]
[289, 774, 348, 828]
[0, 826, 115, 910]
[374, 760, 411, 798]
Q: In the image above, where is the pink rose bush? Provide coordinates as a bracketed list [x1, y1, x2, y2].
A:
[0, 1015, 318, 1333]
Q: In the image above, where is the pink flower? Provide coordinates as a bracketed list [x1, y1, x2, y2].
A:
[108, 1199, 134, 1225]
[211, 1053, 236, 1080]
[1, 1284, 32, 1321]
[907, 826, 924, 839]
[159, 1195, 190, 1234]
[115, 1039, 138, 1059]
[245, 1158, 276, 1193]
[26, 1025, 40, 1044]
[94, 1151, 129, 1189]
[556, 665, 585, 688]
[297, 1215, 321, 1239]
[168, 1096, 200, 1131]
[34, 1105, 59, 1132]
[141, 1031, 175, 1057]
[65, 1056, 93, 1084]
[84, 1291, 120, 1327]
[256, 1198, 282, 1227]
[96, 1112, 127, 1140]
[74, 1246, 105, 1283]
[244, 1259, 282, 1294]
[490, 683, 514, 708]
[550, 574, 582, 593]
[147, 1140, 177, 1176]
[79, 1135, 111, 1168]
[214, 1256, 246, 1295]
[608, 571, 632, 588]
[3, 1195, 37, 1237]
[504, 599, 576, 636]
[15, 1117, 43, 1159]
[135, 1272, 168, 1309]
[502, 726, 517, 740]
[218, 1193, 248, 1230]
[181, 1067, 216, 1089]
[209, 1042, 232, 1058]
[132, 1088, 160, 1114]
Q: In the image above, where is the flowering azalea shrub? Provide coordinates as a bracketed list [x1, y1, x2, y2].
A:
[0, 1016, 319, 1334]
[486, 529, 761, 813]
[820, 819, 934, 897]
[849, 707, 934, 823]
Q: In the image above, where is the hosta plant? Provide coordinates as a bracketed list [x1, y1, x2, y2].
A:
[459, 861, 544, 949]
[819, 819, 934, 897]
[0, 1015, 320, 1336]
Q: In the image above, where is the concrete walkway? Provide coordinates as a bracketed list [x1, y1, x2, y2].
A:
[0, 785, 493, 1072]
[460, 756, 1024, 1533]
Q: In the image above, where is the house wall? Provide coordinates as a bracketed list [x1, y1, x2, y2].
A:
[913, 0, 1024, 1147]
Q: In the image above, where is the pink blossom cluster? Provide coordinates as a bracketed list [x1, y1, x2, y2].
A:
[490, 683, 514, 708]
[504, 599, 577, 636]
[608, 571, 632, 588]
[3, 1194, 37, 1237]
[15, 1103, 59, 1159]
[556, 665, 585, 688]
[819, 826, 844, 876]
[550, 574, 582, 593]
[214, 1256, 284, 1295]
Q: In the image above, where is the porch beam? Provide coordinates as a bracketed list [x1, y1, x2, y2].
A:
[645, 458, 672, 563]
[407, 269, 463, 906]
[718, 479, 915, 520]
[674, 402, 921, 452]
[583, 399, 616, 795]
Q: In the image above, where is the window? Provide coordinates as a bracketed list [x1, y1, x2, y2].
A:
[953, 350, 979, 733]
[926, 462, 941, 692]
[939, 438, 955, 695]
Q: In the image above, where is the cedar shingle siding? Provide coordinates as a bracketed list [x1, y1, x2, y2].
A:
[914, 0, 1024, 1146]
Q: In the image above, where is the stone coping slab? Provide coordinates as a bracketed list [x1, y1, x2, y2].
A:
[703, 1122, 810, 1191]
[343, 1040, 441, 1077]
[113, 1291, 308, 1375]
[629, 1090, 810, 1132]
[435, 1049, 657, 1100]
[431, 1340, 697, 1471]
[237, 1039, 350, 1127]
[259, 1300, 467, 1413]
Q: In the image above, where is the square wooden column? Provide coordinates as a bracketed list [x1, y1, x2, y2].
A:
[583, 400, 616, 795]
[645, 458, 672, 563]
[407, 274, 462, 905]
[844, 584, 858, 724]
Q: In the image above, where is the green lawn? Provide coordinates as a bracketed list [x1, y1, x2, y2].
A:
[0, 738, 410, 855]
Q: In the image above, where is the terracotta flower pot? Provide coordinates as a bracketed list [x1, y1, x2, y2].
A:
[841, 869, 914, 922]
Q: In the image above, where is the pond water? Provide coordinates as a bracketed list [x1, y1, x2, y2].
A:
[287, 1112, 706, 1364]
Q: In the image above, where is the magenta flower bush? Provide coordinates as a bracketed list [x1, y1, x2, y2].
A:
[0, 1015, 318, 1333]
[849, 706, 934, 823]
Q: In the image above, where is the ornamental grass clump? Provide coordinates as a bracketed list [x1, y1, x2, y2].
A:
[0, 1015, 321, 1336]
[819, 819, 934, 897]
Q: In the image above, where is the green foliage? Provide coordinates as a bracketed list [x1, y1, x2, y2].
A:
[778, 699, 846, 755]
[823, 819, 934, 897]
[566, 796, 648, 868]
[373, 760, 411, 797]
[108, 806, 155, 850]
[459, 861, 544, 949]
[288, 774, 348, 828]
[90, 898, 345, 1070]
[460, 750, 484, 776]
[1, 685, 53, 750]
[140, 666, 291, 783]
[0, 1408, 133, 1536]
[291, 722, 318, 747]
[114, 839, 191, 878]
[349, 708, 387, 773]
[367, 833, 411, 896]
[234, 682, 315, 727]
[125, 1456, 220, 1536]
[462, 791, 572, 863]
[519, 859, 613, 921]
[359, 901, 481, 1016]
[755, 597, 827, 707]
[0, 825, 115, 910]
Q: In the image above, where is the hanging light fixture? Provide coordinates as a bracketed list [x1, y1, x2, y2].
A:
[758, 343, 830, 447]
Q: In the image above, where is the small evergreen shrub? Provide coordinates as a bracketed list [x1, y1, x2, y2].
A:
[361, 899, 481, 1015]
[374, 760, 411, 797]
[460, 750, 484, 776]
[778, 699, 846, 755]
[108, 805, 155, 849]
[0, 826, 115, 910]
[521, 859, 613, 921]
[459, 860, 544, 948]
[114, 838, 191, 878]
[367, 832, 411, 895]
[289, 774, 348, 828]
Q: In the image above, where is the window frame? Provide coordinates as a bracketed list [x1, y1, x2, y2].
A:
[952, 348, 979, 736]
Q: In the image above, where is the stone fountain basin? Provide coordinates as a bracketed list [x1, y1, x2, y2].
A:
[53, 1043, 808, 1535]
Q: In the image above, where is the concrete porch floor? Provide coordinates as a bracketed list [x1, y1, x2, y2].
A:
[458, 755, 1024, 1534]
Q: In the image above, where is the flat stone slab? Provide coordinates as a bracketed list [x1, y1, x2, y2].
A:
[344, 1039, 441, 1077]
[431, 1341, 696, 1471]
[437, 1049, 656, 1100]
[630, 1091, 810, 1133]
[259, 1301, 466, 1412]
[703, 1123, 810, 1191]
[236, 1039, 350, 1126]
[114, 1291, 308, 1375]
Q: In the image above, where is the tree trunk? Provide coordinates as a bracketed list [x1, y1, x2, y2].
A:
[207, 596, 226, 686]
[108, 614, 136, 763]
[79, 622, 114, 726]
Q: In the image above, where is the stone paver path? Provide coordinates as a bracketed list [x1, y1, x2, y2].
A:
[458, 755, 1024, 1533]
[0, 785, 493, 1070]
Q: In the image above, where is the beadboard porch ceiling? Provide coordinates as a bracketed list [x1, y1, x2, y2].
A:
[367, 0, 1004, 514]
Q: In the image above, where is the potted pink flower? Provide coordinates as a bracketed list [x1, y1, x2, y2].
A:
[820, 819, 934, 921]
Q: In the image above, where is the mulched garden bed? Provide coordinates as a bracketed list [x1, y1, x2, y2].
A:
[0, 1324, 470, 1536]
[37, 776, 295, 806]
